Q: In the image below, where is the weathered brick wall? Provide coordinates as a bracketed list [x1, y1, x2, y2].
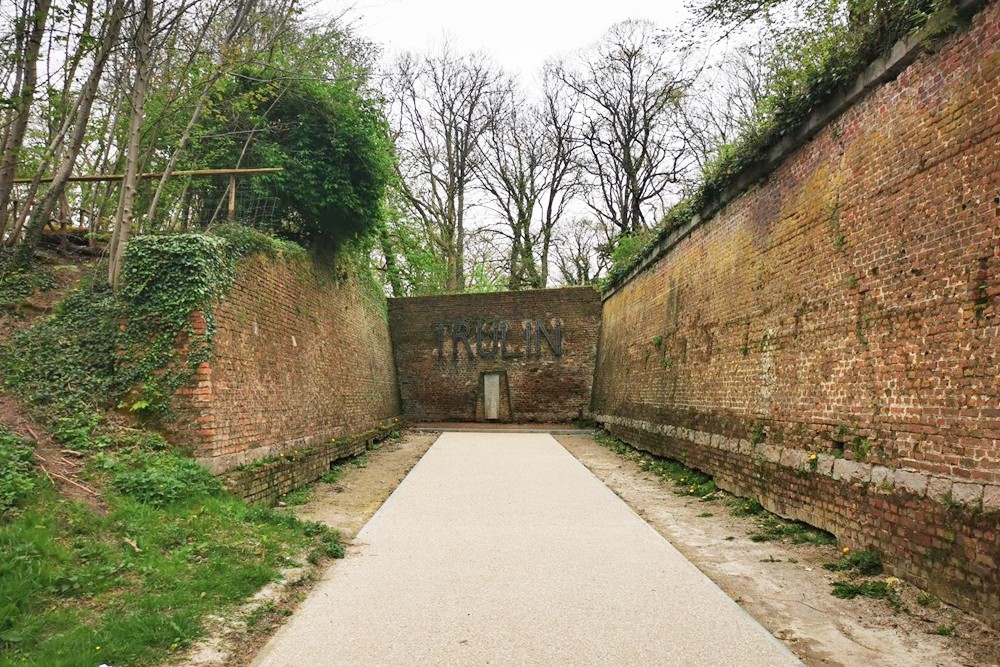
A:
[389, 287, 601, 422]
[593, 3, 1000, 623]
[220, 421, 397, 505]
[171, 254, 400, 474]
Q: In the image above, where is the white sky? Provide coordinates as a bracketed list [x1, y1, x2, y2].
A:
[319, 0, 692, 78]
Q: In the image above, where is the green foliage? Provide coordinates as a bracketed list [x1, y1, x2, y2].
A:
[728, 498, 768, 517]
[824, 549, 883, 576]
[831, 580, 892, 600]
[103, 449, 221, 508]
[0, 261, 54, 312]
[749, 420, 767, 445]
[748, 516, 836, 544]
[0, 429, 36, 516]
[0, 481, 338, 665]
[1, 229, 305, 434]
[189, 58, 393, 250]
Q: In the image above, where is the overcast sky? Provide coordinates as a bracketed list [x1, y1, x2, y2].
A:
[319, 0, 693, 78]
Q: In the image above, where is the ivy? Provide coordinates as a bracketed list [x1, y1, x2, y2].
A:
[0, 227, 306, 443]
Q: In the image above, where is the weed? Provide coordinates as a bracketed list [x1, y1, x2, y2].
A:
[281, 486, 312, 507]
[320, 464, 345, 484]
[652, 335, 663, 349]
[245, 601, 278, 630]
[729, 498, 767, 517]
[851, 436, 873, 460]
[0, 428, 36, 516]
[831, 580, 891, 600]
[750, 517, 836, 545]
[351, 453, 370, 469]
[917, 593, 940, 608]
[824, 550, 883, 576]
[931, 625, 955, 636]
[749, 420, 767, 445]
[697, 512, 714, 518]
[760, 556, 781, 563]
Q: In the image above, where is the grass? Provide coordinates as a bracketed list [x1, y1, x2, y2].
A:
[593, 431, 717, 500]
[0, 443, 346, 667]
[280, 486, 312, 507]
[823, 550, 883, 576]
[931, 625, 955, 636]
[748, 516, 836, 545]
[831, 580, 892, 600]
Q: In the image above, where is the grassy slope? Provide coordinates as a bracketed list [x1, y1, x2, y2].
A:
[0, 258, 342, 667]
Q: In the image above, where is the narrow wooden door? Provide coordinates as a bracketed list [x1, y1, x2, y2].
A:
[484, 373, 501, 420]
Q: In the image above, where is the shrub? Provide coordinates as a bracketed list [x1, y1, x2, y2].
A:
[0, 429, 35, 516]
[109, 450, 220, 507]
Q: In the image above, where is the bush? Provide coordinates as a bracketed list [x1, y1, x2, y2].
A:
[108, 450, 220, 507]
[0, 429, 35, 516]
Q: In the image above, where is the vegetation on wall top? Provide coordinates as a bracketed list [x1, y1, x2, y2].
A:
[601, 0, 969, 290]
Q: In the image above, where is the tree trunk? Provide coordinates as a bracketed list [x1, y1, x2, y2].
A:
[0, 0, 52, 239]
[108, 0, 154, 289]
[17, 0, 125, 262]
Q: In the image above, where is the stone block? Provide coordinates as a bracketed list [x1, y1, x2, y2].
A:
[951, 482, 984, 507]
[832, 459, 871, 484]
[926, 476, 953, 502]
[892, 469, 928, 497]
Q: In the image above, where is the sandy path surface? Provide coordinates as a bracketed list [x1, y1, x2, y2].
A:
[252, 432, 800, 667]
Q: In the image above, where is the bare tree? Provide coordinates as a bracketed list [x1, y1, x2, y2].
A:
[554, 217, 606, 286]
[476, 70, 582, 290]
[556, 20, 692, 237]
[386, 42, 503, 291]
[108, 0, 154, 288]
[679, 41, 771, 184]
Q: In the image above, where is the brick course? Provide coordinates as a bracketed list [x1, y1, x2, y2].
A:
[389, 287, 601, 423]
[593, 2, 1000, 624]
[169, 255, 400, 475]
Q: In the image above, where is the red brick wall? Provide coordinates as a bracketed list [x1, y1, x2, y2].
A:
[171, 254, 400, 474]
[593, 3, 1000, 623]
[388, 287, 601, 423]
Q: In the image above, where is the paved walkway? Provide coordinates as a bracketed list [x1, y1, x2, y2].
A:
[252, 433, 801, 666]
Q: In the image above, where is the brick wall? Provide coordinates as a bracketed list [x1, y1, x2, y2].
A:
[170, 254, 400, 475]
[593, 3, 1000, 623]
[388, 287, 601, 423]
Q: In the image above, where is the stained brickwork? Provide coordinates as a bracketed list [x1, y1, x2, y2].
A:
[170, 255, 400, 475]
[593, 3, 1000, 623]
[388, 287, 601, 422]
[220, 421, 397, 505]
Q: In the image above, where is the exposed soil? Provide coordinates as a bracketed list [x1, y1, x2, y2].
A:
[175, 431, 438, 667]
[0, 255, 105, 511]
[0, 391, 107, 513]
[556, 433, 1000, 667]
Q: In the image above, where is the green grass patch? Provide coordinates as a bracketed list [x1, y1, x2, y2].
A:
[931, 624, 955, 636]
[0, 428, 36, 516]
[0, 470, 343, 666]
[280, 486, 312, 507]
[823, 550, 883, 576]
[748, 516, 836, 545]
[831, 580, 892, 600]
[594, 431, 717, 500]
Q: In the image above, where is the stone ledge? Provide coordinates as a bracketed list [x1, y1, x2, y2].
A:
[592, 413, 999, 513]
